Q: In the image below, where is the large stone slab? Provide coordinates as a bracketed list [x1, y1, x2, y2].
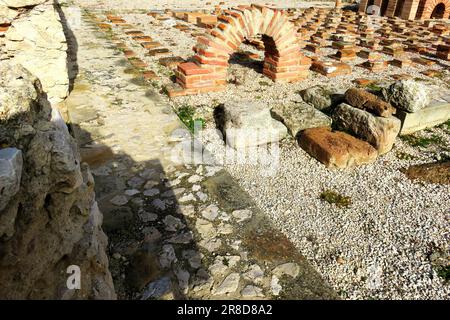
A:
[271, 102, 332, 138]
[223, 101, 287, 149]
[397, 101, 450, 135]
[299, 127, 378, 168]
[0, 148, 22, 211]
[333, 103, 401, 154]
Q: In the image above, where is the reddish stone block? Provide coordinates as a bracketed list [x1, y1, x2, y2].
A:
[390, 74, 412, 80]
[178, 62, 212, 76]
[389, 58, 412, 68]
[311, 61, 351, 77]
[141, 42, 162, 49]
[123, 50, 136, 58]
[97, 23, 112, 30]
[421, 69, 441, 77]
[147, 48, 170, 57]
[412, 57, 436, 66]
[0, 24, 10, 33]
[129, 59, 147, 68]
[353, 78, 376, 87]
[360, 60, 387, 72]
[125, 30, 144, 36]
[133, 36, 153, 42]
[143, 70, 159, 80]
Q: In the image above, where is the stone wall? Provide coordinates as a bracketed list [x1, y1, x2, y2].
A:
[0, 63, 115, 299]
[0, 0, 69, 105]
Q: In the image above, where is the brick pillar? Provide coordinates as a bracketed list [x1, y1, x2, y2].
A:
[400, 0, 421, 19]
[359, 0, 369, 13]
[172, 5, 311, 96]
[385, 0, 399, 16]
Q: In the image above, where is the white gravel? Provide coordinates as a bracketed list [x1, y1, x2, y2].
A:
[196, 126, 450, 299]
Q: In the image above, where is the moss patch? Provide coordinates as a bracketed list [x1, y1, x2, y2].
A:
[320, 190, 352, 208]
[177, 105, 206, 133]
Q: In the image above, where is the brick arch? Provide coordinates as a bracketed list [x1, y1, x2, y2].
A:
[173, 5, 311, 96]
[416, 0, 450, 19]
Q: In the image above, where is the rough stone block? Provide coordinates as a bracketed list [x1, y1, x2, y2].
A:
[332, 103, 401, 154]
[223, 101, 287, 148]
[299, 127, 378, 168]
[0, 148, 23, 211]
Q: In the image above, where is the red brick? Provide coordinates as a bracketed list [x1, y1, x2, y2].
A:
[178, 62, 212, 76]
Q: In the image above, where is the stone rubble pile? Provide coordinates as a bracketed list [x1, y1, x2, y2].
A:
[216, 78, 440, 168]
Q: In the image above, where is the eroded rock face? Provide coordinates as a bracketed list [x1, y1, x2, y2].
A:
[298, 127, 378, 168]
[0, 64, 115, 299]
[332, 103, 401, 154]
[383, 80, 431, 113]
[222, 101, 287, 149]
[4, 1, 69, 104]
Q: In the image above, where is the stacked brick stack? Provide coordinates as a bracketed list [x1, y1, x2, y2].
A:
[169, 5, 311, 97]
[197, 15, 218, 28]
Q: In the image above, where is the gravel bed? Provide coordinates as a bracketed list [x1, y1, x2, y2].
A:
[98, 9, 450, 299]
[195, 123, 450, 299]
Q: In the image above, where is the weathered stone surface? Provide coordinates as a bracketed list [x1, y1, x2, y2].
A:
[1, 0, 46, 8]
[271, 102, 332, 137]
[333, 103, 401, 154]
[272, 262, 300, 278]
[241, 285, 264, 298]
[141, 276, 172, 300]
[0, 63, 115, 299]
[213, 273, 240, 295]
[0, 4, 18, 24]
[0, 148, 22, 211]
[4, 2, 69, 104]
[401, 162, 450, 185]
[345, 88, 396, 117]
[383, 80, 431, 113]
[231, 209, 252, 223]
[223, 101, 287, 149]
[299, 127, 378, 168]
[300, 85, 344, 110]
